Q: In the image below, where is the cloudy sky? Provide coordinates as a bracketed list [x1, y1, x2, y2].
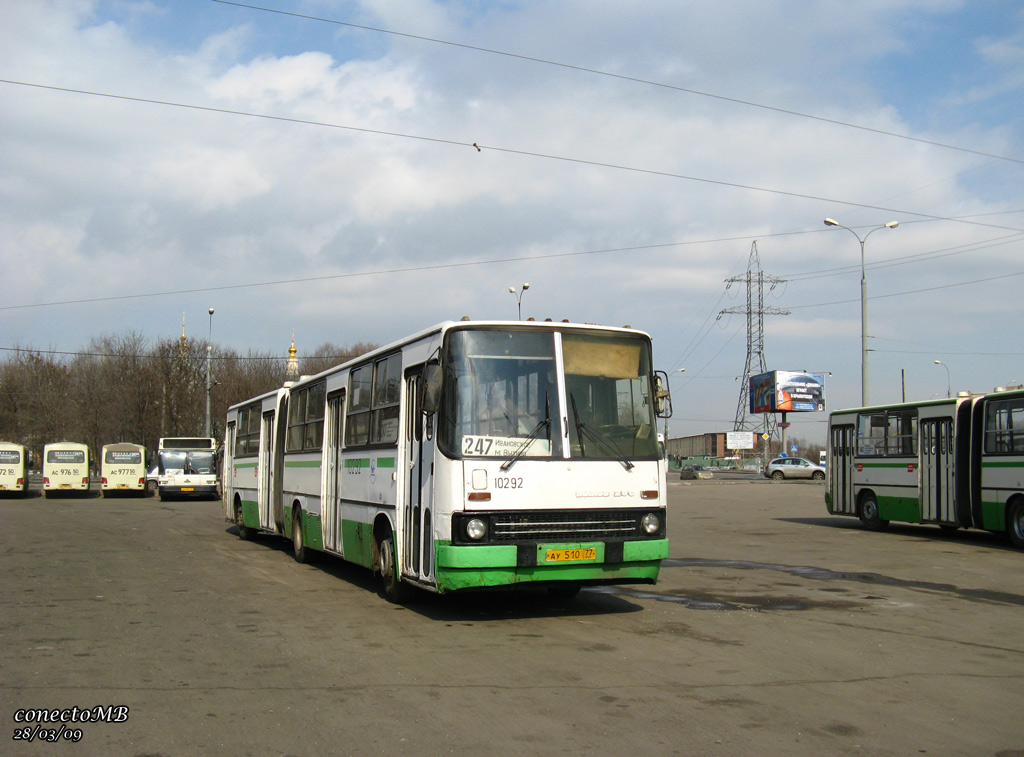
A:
[2, 0, 1022, 443]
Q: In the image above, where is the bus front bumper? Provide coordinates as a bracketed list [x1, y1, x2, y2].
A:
[433, 538, 669, 593]
[160, 485, 219, 497]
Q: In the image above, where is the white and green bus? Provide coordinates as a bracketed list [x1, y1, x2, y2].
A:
[155, 437, 220, 500]
[0, 442, 30, 496]
[224, 319, 673, 602]
[43, 441, 91, 497]
[100, 442, 147, 497]
[827, 387, 1024, 549]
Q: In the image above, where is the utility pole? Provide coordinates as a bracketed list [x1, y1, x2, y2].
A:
[719, 241, 790, 464]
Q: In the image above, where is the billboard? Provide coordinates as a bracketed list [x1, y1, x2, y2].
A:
[750, 370, 826, 413]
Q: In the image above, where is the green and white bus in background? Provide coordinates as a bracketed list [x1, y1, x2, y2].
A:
[155, 437, 220, 500]
[827, 386, 1024, 549]
[0, 442, 30, 495]
[224, 319, 673, 602]
[100, 442, 148, 497]
[43, 441, 91, 497]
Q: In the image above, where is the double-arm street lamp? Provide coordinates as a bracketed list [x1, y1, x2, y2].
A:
[824, 218, 899, 407]
[509, 283, 530, 320]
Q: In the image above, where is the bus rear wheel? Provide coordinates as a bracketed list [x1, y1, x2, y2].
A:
[1007, 499, 1024, 550]
[858, 494, 890, 532]
[292, 509, 314, 564]
[377, 533, 412, 604]
[235, 500, 256, 541]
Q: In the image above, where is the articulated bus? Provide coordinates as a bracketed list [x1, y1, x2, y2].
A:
[0, 442, 30, 495]
[100, 443, 147, 497]
[827, 387, 1024, 549]
[43, 441, 91, 497]
[224, 319, 673, 602]
[155, 437, 220, 500]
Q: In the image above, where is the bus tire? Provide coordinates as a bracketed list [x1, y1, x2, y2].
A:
[858, 494, 889, 532]
[378, 533, 412, 604]
[292, 509, 314, 564]
[235, 500, 256, 541]
[1007, 499, 1024, 550]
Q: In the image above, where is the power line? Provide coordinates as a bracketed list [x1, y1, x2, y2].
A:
[781, 232, 1024, 282]
[4, 78, 1022, 239]
[788, 269, 1024, 310]
[212, 0, 1024, 166]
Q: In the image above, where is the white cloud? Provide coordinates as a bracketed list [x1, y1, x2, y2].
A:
[0, 0, 1021, 439]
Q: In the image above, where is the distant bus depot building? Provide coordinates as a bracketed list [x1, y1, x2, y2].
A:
[665, 432, 728, 462]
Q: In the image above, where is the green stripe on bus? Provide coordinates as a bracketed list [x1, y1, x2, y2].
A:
[235, 462, 258, 469]
[980, 501, 1007, 531]
[342, 457, 397, 469]
[982, 461, 1024, 469]
[341, 519, 374, 567]
[877, 495, 921, 523]
[285, 460, 321, 468]
[860, 462, 916, 469]
[241, 499, 259, 528]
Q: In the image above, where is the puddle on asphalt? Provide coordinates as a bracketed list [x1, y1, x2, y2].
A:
[619, 558, 1024, 609]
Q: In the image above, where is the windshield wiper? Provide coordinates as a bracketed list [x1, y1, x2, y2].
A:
[568, 393, 635, 471]
[500, 393, 551, 471]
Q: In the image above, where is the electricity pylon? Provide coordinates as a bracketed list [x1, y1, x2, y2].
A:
[719, 241, 790, 449]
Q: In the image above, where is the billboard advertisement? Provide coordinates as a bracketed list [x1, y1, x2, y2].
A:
[750, 370, 826, 413]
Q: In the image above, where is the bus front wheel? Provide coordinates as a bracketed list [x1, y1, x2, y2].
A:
[1007, 499, 1024, 550]
[859, 494, 890, 532]
[377, 533, 412, 604]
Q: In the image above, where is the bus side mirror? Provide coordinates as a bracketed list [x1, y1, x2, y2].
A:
[422, 362, 442, 416]
[654, 371, 672, 418]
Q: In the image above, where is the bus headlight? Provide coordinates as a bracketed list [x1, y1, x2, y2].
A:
[465, 518, 488, 540]
[641, 513, 661, 535]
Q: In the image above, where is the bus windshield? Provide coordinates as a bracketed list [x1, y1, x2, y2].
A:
[159, 450, 216, 475]
[439, 328, 659, 461]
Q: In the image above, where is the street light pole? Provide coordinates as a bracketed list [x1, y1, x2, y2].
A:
[934, 360, 951, 398]
[824, 218, 899, 407]
[508, 283, 530, 320]
[205, 308, 214, 437]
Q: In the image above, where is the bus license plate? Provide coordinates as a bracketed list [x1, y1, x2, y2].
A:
[117, 484, 129, 489]
[60, 484, 72, 489]
[545, 548, 596, 562]
[181, 487, 194, 492]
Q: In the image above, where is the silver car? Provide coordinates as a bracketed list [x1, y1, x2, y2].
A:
[764, 457, 826, 481]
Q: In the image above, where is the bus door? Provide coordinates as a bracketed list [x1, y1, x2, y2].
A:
[829, 424, 856, 515]
[323, 390, 345, 553]
[404, 368, 435, 582]
[920, 418, 955, 523]
[258, 411, 276, 530]
[223, 422, 236, 519]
